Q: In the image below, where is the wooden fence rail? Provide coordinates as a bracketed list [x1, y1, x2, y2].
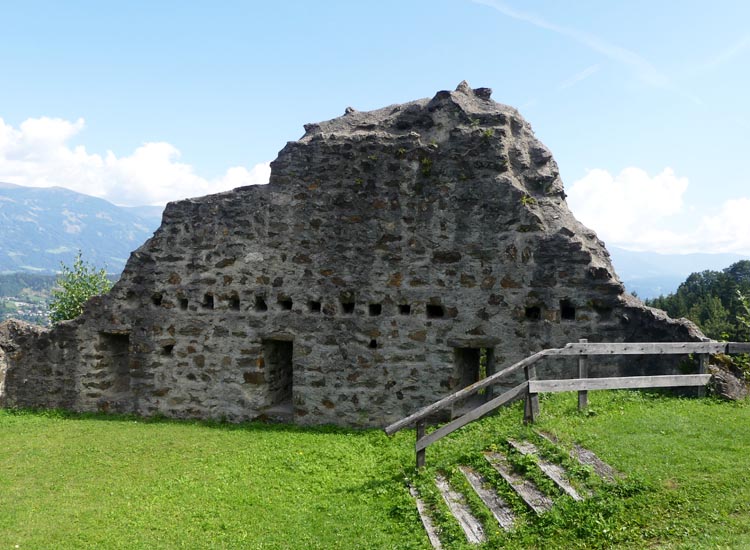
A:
[384, 339, 747, 469]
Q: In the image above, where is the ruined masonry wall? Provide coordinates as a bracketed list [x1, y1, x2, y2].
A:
[0, 83, 703, 427]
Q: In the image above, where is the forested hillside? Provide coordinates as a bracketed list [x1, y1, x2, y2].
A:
[647, 260, 750, 341]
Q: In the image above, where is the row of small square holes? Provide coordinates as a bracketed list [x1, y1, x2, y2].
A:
[159, 292, 447, 318]
[156, 292, 576, 321]
[254, 296, 447, 319]
[525, 300, 576, 321]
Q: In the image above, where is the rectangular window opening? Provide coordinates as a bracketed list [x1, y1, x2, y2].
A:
[278, 297, 293, 311]
[368, 303, 382, 316]
[426, 304, 444, 319]
[309, 300, 322, 313]
[399, 304, 411, 315]
[525, 305, 541, 320]
[202, 293, 214, 310]
[560, 299, 576, 321]
[254, 295, 268, 312]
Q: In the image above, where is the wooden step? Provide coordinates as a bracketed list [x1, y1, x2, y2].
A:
[435, 474, 486, 544]
[458, 466, 515, 531]
[483, 451, 553, 514]
[538, 432, 621, 483]
[409, 486, 443, 550]
[507, 439, 585, 500]
[570, 444, 621, 483]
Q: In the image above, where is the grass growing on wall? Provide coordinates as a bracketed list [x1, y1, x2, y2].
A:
[1, 391, 749, 549]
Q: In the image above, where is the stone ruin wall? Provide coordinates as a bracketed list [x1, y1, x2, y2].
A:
[0, 83, 704, 427]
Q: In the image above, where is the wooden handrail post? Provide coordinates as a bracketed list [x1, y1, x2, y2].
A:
[523, 362, 539, 423]
[416, 420, 426, 469]
[578, 338, 588, 411]
[697, 353, 708, 398]
[384, 350, 548, 436]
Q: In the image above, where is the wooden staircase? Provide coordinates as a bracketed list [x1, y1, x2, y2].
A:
[384, 340, 750, 546]
[409, 433, 621, 548]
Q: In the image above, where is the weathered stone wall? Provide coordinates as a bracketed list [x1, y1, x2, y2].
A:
[0, 83, 704, 427]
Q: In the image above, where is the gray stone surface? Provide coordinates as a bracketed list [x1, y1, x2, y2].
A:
[708, 364, 749, 401]
[0, 82, 705, 426]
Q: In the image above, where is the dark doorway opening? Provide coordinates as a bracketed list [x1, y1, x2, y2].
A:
[262, 339, 294, 408]
[98, 332, 131, 395]
[452, 347, 495, 417]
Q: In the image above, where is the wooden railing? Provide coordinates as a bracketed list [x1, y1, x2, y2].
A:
[385, 340, 750, 469]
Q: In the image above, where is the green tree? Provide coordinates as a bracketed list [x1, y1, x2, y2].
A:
[646, 260, 750, 341]
[737, 290, 750, 341]
[689, 295, 733, 340]
[49, 252, 112, 324]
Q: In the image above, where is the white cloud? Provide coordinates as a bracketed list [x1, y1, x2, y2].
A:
[694, 198, 750, 253]
[0, 116, 270, 206]
[568, 167, 750, 255]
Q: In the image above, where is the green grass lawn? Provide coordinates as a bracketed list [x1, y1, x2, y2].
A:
[1, 391, 749, 549]
[0, 412, 425, 549]
[413, 391, 750, 549]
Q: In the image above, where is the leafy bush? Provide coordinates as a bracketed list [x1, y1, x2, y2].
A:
[49, 252, 112, 324]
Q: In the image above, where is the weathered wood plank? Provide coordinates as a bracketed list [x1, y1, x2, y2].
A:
[409, 486, 444, 549]
[537, 431, 622, 483]
[571, 444, 621, 483]
[698, 353, 708, 398]
[435, 474, 486, 544]
[528, 374, 712, 393]
[578, 338, 588, 410]
[728, 342, 750, 354]
[484, 451, 553, 514]
[416, 421, 426, 469]
[459, 466, 515, 531]
[508, 440, 584, 501]
[523, 364, 539, 424]
[547, 342, 726, 356]
[385, 352, 546, 435]
[415, 382, 529, 452]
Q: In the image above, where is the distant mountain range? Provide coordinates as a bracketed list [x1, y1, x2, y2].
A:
[0, 182, 163, 274]
[0, 182, 747, 298]
[608, 247, 750, 299]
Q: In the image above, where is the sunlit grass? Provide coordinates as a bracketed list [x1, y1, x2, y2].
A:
[0, 411, 425, 549]
[1, 391, 749, 549]
[412, 391, 750, 549]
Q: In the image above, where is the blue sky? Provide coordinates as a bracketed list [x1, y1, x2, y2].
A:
[1, 0, 749, 254]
